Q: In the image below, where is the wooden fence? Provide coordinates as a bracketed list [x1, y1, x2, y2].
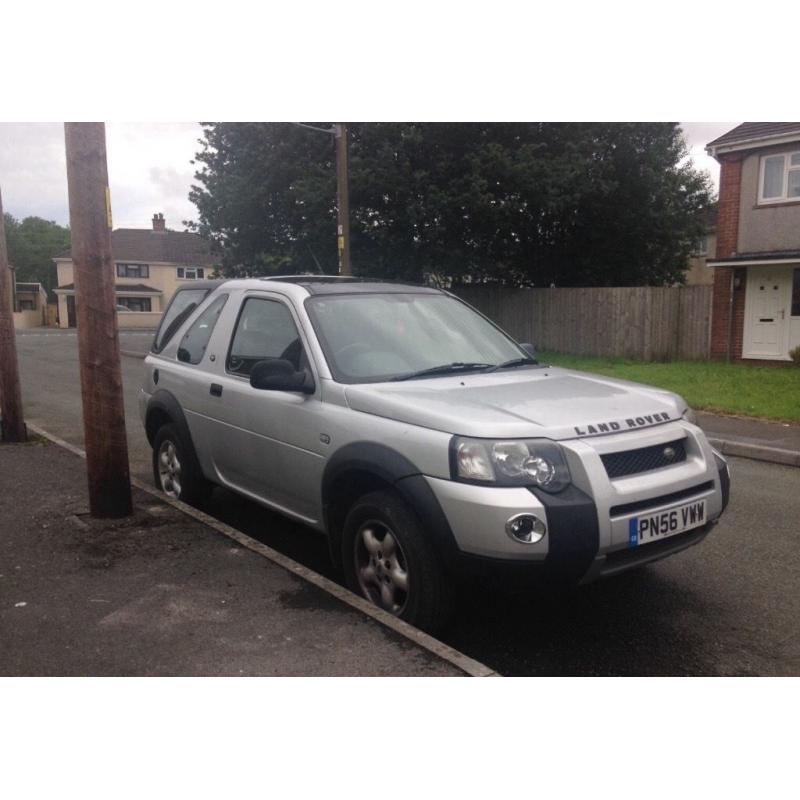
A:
[453, 285, 713, 361]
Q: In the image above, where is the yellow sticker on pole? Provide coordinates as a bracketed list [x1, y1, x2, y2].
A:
[337, 235, 345, 252]
[105, 186, 113, 229]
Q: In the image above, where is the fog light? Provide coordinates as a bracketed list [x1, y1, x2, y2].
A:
[505, 513, 546, 544]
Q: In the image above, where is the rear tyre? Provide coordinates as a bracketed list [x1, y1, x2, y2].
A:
[152, 423, 211, 507]
[342, 489, 455, 634]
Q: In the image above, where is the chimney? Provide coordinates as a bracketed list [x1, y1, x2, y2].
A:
[152, 212, 166, 232]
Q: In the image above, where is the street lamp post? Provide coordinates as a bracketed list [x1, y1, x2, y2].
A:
[333, 123, 351, 276]
[291, 122, 351, 276]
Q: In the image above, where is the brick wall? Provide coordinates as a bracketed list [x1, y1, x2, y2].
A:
[710, 154, 745, 359]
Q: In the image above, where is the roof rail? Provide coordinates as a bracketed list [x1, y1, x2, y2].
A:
[259, 275, 365, 284]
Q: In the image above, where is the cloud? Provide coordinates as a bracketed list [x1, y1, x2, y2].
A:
[680, 122, 739, 194]
[0, 122, 202, 229]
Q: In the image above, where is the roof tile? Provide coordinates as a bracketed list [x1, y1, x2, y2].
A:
[57, 228, 217, 266]
[707, 122, 800, 149]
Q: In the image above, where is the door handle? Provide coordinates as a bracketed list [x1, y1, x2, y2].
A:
[210, 383, 223, 397]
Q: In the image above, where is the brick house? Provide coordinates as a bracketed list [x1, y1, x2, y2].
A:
[707, 123, 800, 361]
[53, 213, 218, 328]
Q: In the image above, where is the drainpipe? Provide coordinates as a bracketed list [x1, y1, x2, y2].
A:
[726, 268, 735, 363]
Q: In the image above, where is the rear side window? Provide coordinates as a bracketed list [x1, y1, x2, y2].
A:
[177, 295, 228, 364]
[152, 289, 209, 352]
[227, 297, 303, 377]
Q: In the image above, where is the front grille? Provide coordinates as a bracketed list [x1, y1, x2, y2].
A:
[609, 481, 714, 517]
[601, 438, 687, 479]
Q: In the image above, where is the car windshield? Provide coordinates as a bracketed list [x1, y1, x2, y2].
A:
[305, 292, 530, 383]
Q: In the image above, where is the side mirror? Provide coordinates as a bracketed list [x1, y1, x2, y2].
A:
[520, 342, 537, 359]
[250, 359, 314, 394]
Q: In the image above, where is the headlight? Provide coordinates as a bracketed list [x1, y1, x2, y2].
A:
[682, 407, 698, 425]
[450, 437, 571, 492]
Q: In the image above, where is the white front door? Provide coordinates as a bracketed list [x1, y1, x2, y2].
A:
[743, 266, 793, 359]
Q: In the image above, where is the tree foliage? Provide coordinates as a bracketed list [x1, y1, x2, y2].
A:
[189, 123, 713, 287]
[3, 213, 70, 297]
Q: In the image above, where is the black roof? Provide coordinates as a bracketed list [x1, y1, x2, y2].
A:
[261, 275, 440, 295]
[173, 279, 225, 293]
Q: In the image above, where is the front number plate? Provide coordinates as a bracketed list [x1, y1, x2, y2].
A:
[629, 500, 706, 548]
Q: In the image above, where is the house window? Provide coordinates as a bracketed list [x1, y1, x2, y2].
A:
[117, 296, 152, 312]
[692, 235, 708, 256]
[759, 152, 800, 203]
[792, 269, 800, 317]
[19, 299, 35, 311]
[177, 267, 204, 280]
[116, 263, 150, 278]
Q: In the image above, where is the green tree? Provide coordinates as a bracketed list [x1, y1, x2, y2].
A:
[3, 213, 70, 297]
[189, 123, 712, 287]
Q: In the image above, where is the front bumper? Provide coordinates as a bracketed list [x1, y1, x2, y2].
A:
[425, 422, 729, 583]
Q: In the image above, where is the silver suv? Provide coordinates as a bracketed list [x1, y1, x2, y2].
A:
[139, 276, 730, 631]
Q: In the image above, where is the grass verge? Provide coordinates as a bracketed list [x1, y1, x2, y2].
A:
[539, 352, 800, 423]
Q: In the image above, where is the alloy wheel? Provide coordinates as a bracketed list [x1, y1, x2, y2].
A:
[354, 520, 410, 615]
[157, 439, 182, 499]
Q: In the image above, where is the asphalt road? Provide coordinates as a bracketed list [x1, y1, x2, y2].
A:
[14, 329, 800, 675]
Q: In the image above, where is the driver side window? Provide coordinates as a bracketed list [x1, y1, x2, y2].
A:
[227, 297, 305, 377]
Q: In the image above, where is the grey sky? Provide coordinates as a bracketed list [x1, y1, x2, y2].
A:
[0, 122, 736, 230]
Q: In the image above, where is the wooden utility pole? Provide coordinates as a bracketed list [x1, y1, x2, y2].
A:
[64, 122, 132, 518]
[0, 186, 27, 443]
[334, 123, 351, 276]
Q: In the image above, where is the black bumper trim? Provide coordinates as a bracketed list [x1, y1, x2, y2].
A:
[529, 484, 599, 582]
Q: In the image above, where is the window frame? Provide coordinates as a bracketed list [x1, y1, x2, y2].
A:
[116, 263, 150, 279]
[225, 295, 307, 380]
[177, 266, 205, 280]
[116, 296, 152, 312]
[758, 151, 800, 204]
[692, 235, 708, 257]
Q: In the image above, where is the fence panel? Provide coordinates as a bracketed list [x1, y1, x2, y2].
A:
[454, 285, 712, 361]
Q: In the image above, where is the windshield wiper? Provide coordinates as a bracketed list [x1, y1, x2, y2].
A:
[391, 362, 493, 382]
[485, 356, 539, 373]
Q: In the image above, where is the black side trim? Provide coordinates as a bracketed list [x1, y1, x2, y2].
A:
[321, 442, 421, 507]
[145, 390, 206, 481]
[529, 484, 599, 581]
[717, 461, 730, 514]
[321, 442, 461, 570]
[395, 475, 461, 568]
[609, 481, 715, 517]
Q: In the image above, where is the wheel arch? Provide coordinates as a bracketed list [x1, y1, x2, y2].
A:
[322, 442, 460, 570]
[145, 390, 206, 481]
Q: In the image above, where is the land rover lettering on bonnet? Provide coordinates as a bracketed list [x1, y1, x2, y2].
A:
[139, 276, 730, 633]
[573, 412, 673, 437]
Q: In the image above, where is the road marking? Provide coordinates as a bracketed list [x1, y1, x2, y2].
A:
[26, 422, 498, 678]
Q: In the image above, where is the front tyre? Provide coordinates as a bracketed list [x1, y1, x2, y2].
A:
[152, 423, 210, 507]
[342, 489, 454, 634]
